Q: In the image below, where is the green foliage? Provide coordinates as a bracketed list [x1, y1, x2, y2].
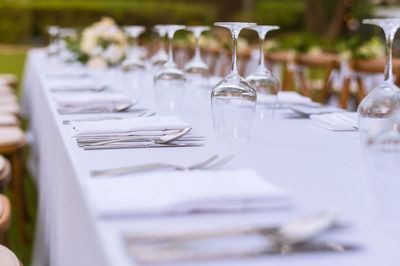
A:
[0, 0, 217, 44]
[236, 0, 304, 31]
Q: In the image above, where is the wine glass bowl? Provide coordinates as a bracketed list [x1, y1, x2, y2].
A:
[211, 22, 257, 140]
[153, 25, 186, 114]
[358, 18, 400, 141]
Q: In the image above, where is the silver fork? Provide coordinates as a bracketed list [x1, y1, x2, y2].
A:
[90, 155, 233, 177]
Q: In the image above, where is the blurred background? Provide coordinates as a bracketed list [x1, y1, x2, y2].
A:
[1, 0, 400, 265]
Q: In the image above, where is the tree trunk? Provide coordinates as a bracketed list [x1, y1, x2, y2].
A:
[325, 0, 347, 41]
[303, 0, 326, 35]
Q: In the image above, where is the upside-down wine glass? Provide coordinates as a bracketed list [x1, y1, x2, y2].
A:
[153, 25, 186, 114]
[150, 25, 169, 67]
[123, 26, 146, 70]
[246, 25, 280, 97]
[184, 26, 210, 87]
[211, 22, 257, 140]
[47, 26, 60, 57]
[358, 19, 400, 143]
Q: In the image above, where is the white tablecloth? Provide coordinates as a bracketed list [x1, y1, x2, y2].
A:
[23, 49, 400, 266]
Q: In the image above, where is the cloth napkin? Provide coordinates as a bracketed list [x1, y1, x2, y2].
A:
[257, 91, 314, 106]
[55, 93, 131, 109]
[48, 78, 99, 92]
[87, 169, 291, 217]
[310, 112, 358, 131]
[289, 105, 344, 117]
[73, 116, 190, 137]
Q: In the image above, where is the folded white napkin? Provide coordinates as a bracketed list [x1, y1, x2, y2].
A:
[88, 169, 291, 217]
[258, 91, 313, 105]
[48, 78, 99, 92]
[55, 93, 131, 109]
[44, 67, 89, 78]
[73, 116, 190, 137]
[310, 112, 358, 131]
[289, 105, 344, 116]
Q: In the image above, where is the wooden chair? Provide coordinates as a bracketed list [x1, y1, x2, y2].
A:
[0, 127, 28, 243]
[0, 155, 11, 193]
[265, 51, 295, 91]
[0, 74, 18, 89]
[293, 53, 341, 103]
[340, 58, 400, 109]
[0, 195, 11, 243]
[0, 244, 23, 266]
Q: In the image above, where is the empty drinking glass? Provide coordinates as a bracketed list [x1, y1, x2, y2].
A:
[211, 22, 257, 140]
[123, 26, 146, 69]
[246, 25, 280, 96]
[184, 26, 210, 87]
[47, 26, 60, 57]
[150, 25, 169, 67]
[153, 25, 186, 114]
[358, 19, 400, 142]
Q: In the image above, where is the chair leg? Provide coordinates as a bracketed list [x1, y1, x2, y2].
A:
[356, 77, 366, 104]
[340, 77, 351, 110]
[9, 149, 29, 244]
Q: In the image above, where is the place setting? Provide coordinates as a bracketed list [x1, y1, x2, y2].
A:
[7, 1, 400, 266]
[71, 115, 205, 150]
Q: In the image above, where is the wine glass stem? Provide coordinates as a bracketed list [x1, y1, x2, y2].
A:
[258, 36, 265, 69]
[194, 36, 201, 60]
[384, 32, 394, 83]
[168, 34, 174, 65]
[231, 30, 240, 75]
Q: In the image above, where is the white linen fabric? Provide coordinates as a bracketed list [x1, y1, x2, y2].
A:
[55, 93, 131, 109]
[73, 116, 190, 137]
[88, 169, 291, 217]
[23, 49, 400, 266]
[310, 112, 358, 131]
[44, 67, 89, 78]
[47, 78, 97, 91]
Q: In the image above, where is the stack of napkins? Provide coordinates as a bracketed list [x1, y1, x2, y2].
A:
[47, 78, 100, 92]
[257, 91, 314, 106]
[87, 169, 291, 217]
[73, 116, 190, 137]
[55, 93, 132, 110]
[310, 112, 357, 131]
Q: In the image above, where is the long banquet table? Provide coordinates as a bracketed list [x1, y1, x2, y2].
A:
[23, 49, 400, 266]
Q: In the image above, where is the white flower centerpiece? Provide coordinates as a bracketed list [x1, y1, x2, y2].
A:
[66, 17, 127, 68]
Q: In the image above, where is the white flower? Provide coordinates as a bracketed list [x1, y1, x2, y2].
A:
[87, 57, 107, 69]
[103, 44, 125, 64]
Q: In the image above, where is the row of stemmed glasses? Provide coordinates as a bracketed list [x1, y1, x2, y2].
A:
[152, 25, 213, 114]
[212, 22, 280, 140]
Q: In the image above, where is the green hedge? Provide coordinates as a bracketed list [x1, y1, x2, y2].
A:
[0, 0, 217, 44]
[235, 0, 304, 31]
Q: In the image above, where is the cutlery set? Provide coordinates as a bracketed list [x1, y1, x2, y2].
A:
[76, 126, 205, 150]
[124, 210, 358, 264]
[90, 154, 233, 177]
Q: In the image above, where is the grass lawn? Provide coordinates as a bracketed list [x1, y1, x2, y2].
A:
[0, 48, 37, 265]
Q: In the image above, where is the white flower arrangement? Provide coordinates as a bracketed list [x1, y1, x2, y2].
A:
[66, 17, 127, 67]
